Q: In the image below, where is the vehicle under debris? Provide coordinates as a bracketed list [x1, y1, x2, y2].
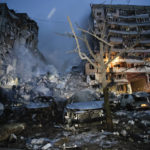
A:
[64, 100, 104, 129]
[119, 92, 150, 110]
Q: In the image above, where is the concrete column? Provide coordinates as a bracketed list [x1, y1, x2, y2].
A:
[127, 83, 132, 94]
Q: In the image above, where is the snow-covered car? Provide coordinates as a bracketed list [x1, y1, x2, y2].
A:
[119, 92, 150, 110]
[132, 92, 150, 110]
[64, 100, 104, 126]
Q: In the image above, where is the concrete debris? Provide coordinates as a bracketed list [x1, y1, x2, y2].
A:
[9, 133, 17, 142]
[26, 138, 52, 150]
[0, 123, 26, 142]
[141, 120, 150, 127]
[41, 143, 52, 150]
[35, 85, 51, 96]
[115, 110, 127, 116]
[128, 120, 135, 125]
[121, 130, 127, 137]
[113, 132, 119, 136]
[112, 119, 119, 124]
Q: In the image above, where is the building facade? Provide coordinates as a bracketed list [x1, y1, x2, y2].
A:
[85, 4, 150, 93]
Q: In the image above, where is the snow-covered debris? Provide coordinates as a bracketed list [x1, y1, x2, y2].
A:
[30, 138, 49, 145]
[66, 101, 104, 110]
[113, 132, 119, 136]
[35, 85, 51, 96]
[141, 120, 150, 127]
[42, 143, 52, 150]
[112, 119, 119, 124]
[48, 74, 58, 83]
[58, 131, 118, 149]
[128, 120, 135, 125]
[115, 110, 127, 116]
[121, 130, 127, 137]
[68, 88, 100, 104]
[56, 80, 66, 89]
[27, 138, 52, 150]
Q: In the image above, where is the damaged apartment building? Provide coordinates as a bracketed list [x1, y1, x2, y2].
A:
[0, 3, 43, 87]
[85, 4, 150, 93]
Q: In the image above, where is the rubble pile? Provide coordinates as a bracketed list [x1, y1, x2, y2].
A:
[0, 70, 89, 124]
[113, 110, 150, 144]
[8, 71, 88, 101]
[21, 109, 150, 150]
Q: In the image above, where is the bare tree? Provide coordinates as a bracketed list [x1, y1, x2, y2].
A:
[67, 16, 137, 131]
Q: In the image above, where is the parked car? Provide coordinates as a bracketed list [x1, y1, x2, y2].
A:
[119, 92, 150, 110]
[132, 92, 150, 110]
[64, 100, 104, 127]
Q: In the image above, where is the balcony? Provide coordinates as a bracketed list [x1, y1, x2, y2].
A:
[140, 39, 150, 44]
[113, 67, 150, 73]
[112, 58, 144, 63]
[112, 48, 150, 53]
[107, 13, 149, 19]
[110, 37, 123, 44]
[109, 29, 150, 35]
[109, 37, 150, 46]
[108, 21, 150, 27]
[114, 78, 129, 83]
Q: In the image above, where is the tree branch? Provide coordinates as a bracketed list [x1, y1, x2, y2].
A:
[55, 32, 84, 41]
[83, 35, 97, 61]
[67, 16, 99, 69]
[78, 27, 113, 47]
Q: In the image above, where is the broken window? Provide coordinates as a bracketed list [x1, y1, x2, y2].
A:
[117, 85, 124, 91]
[143, 18, 148, 22]
[89, 75, 95, 80]
[92, 84, 101, 88]
[115, 64, 121, 68]
[108, 8, 116, 13]
[89, 64, 94, 69]
[118, 74, 122, 79]
[98, 20, 103, 24]
[97, 12, 101, 16]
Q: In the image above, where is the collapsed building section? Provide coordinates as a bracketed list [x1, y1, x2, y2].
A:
[0, 3, 45, 88]
[86, 4, 150, 93]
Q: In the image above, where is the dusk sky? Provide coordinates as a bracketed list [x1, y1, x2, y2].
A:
[3, 0, 150, 72]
